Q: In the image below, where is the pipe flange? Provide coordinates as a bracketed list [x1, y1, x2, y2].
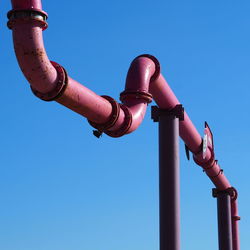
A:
[31, 61, 68, 101]
[7, 9, 48, 30]
[88, 96, 120, 131]
[135, 54, 161, 81]
[105, 104, 132, 138]
[120, 90, 153, 103]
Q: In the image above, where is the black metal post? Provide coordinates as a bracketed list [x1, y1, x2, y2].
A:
[152, 105, 184, 250]
[213, 189, 233, 250]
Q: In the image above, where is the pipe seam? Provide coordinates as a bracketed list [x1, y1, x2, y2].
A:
[105, 104, 133, 137]
[88, 95, 120, 133]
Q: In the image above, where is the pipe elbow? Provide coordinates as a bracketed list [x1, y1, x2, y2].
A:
[89, 55, 160, 137]
[7, 4, 63, 97]
[119, 55, 158, 135]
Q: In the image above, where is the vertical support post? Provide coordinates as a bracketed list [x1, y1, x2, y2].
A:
[213, 189, 233, 250]
[152, 105, 184, 250]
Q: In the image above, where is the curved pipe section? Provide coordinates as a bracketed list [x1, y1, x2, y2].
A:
[8, 1, 240, 249]
[8, 0, 155, 137]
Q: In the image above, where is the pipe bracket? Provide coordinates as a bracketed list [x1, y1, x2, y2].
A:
[7, 9, 48, 30]
[151, 104, 184, 122]
[212, 187, 238, 201]
[31, 61, 68, 101]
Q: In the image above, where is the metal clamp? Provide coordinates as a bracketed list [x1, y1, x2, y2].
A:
[88, 96, 120, 137]
[31, 61, 68, 101]
[209, 169, 224, 179]
[212, 187, 238, 201]
[7, 9, 48, 30]
[151, 104, 184, 122]
[105, 104, 132, 138]
[120, 90, 153, 103]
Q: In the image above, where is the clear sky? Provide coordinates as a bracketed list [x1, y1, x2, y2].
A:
[0, 1, 249, 249]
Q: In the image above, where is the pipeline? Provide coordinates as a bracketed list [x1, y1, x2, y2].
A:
[7, 0, 240, 249]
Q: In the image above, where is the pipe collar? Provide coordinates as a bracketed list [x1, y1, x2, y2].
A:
[7, 9, 48, 30]
[105, 104, 132, 138]
[31, 61, 68, 101]
[88, 95, 120, 134]
[120, 90, 153, 103]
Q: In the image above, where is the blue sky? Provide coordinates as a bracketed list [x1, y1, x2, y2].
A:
[0, 1, 249, 249]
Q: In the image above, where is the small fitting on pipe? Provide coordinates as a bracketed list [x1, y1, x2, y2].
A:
[31, 61, 68, 101]
[7, 8, 48, 30]
[88, 96, 133, 138]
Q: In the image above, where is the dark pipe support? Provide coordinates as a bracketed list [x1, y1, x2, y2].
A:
[152, 106, 183, 250]
[213, 189, 233, 250]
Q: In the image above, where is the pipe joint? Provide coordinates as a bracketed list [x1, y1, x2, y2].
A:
[105, 104, 132, 138]
[88, 96, 133, 138]
[120, 90, 153, 103]
[31, 61, 68, 101]
[7, 9, 48, 30]
[209, 169, 223, 179]
[88, 95, 120, 135]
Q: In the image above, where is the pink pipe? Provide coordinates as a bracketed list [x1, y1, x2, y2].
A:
[150, 74, 202, 153]
[150, 75, 232, 190]
[11, 0, 42, 10]
[56, 76, 113, 124]
[8, 0, 240, 248]
[9, 0, 155, 136]
[56, 57, 155, 133]
[12, 23, 57, 93]
[231, 199, 240, 250]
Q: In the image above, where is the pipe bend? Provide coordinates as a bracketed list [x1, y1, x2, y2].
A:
[10, 24, 58, 94]
[118, 55, 156, 135]
[90, 56, 157, 137]
[8, 2, 158, 137]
